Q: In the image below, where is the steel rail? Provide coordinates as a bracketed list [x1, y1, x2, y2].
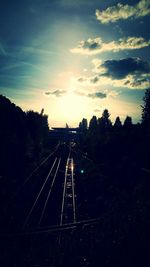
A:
[1, 217, 104, 237]
[12, 143, 60, 199]
[22, 157, 58, 230]
[26, 144, 59, 181]
[71, 158, 76, 223]
[60, 157, 69, 226]
[38, 158, 61, 226]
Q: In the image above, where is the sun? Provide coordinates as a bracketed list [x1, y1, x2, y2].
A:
[58, 92, 89, 124]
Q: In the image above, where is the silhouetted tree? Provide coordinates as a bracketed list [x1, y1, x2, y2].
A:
[89, 116, 98, 133]
[26, 110, 49, 159]
[40, 108, 44, 116]
[0, 95, 27, 188]
[79, 122, 82, 128]
[123, 116, 132, 129]
[141, 89, 150, 129]
[98, 109, 112, 132]
[114, 116, 122, 129]
[79, 118, 88, 131]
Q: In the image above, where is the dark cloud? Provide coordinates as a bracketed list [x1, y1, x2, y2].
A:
[88, 92, 106, 99]
[100, 57, 150, 79]
[129, 77, 149, 88]
[77, 57, 150, 89]
[77, 77, 87, 83]
[90, 76, 99, 84]
[83, 39, 101, 51]
[44, 92, 51, 95]
[44, 90, 66, 97]
[75, 89, 106, 99]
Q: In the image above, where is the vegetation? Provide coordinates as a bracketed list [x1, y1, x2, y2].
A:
[77, 89, 150, 266]
[0, 95, 51, 201]
[142, 88, 150, 129]
[0, 89, 150, 267]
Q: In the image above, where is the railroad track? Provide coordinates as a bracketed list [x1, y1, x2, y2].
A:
[60, 157, 76, 225]
[12, 142, 60, 199]
[23, 157, 61, 230]
[21, 144, 77, 231]
[1, 142, 102, 240]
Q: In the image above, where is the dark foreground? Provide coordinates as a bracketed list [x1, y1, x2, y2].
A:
[1, 94, 150, 266]
[0, 142, 150, 267]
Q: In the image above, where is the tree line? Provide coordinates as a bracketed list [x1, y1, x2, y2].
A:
[74, 89, 150, 266]
[79, 110, 133, 133]
[78, 89, 150, 167]
[79, 88, 150, 134]
[0, 95, 51, 198]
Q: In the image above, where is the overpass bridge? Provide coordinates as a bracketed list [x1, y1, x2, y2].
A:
[49, 127, 81, 141]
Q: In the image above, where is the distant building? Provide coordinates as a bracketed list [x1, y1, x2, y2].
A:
[49, 127, 80, 141]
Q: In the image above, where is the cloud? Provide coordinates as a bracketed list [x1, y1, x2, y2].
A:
[88, 92, 107, 99]
[44, 90, 67, 97]
[70, 36, 150, 55]
[96, 0, 150, 24]
[94, 109, 101, 113]
[107, 90, 120, 99]
[90, 76, 99, 84]
[44, 88, 106, 100]
[96, 57, 150, 79]
[75, 90, 86, 97]
[1, 61, 47, 74]
[0, 43, 7, 56]
[77, 77, 87, 83]
[75, 89, 107, 99]
[77, 57, 150, 89]
[21, 46, 54, 57]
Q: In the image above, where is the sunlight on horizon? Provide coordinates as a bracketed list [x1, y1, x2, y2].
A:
[58, 92, 89, 123]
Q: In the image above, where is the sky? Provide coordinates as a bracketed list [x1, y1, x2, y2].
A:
[0, 0, 150, 127]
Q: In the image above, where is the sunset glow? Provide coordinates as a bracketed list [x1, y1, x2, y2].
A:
[0, 0, 149, 126]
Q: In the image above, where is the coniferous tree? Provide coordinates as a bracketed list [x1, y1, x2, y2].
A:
[114, 116, 122, 129]
[123, 116, 132, 129]
[141, 89, 150, 128]
[89, 116, 97, 133]
[98, 109, 112, 132]
[79, 118, 88, 131]
[79, 122, 82, 129]
[26, 110, 49, 159]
